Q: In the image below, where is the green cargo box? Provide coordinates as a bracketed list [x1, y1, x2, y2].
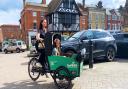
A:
[48, 54, 83, 78]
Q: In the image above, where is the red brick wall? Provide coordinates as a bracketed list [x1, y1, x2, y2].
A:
[80, 15, 88, 30]
[0, 25, 21, 42]
[42, 0, 46, 4]
[20, 5, 48, 44]
[0, 28, 3, 43]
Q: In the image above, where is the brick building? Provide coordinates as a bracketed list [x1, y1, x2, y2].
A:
[123, 0, 128, 32]
[20, 0, 48, 47]
[0, 27, 3, 43]
[106, 9, 123, 32]
[88, 6, 106, 29]
[78, 4, 88, 30]
[0, 25, 20, 43]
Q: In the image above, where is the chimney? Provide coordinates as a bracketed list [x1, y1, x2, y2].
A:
[83, 0, 85, 7]
[42, 0, 46, 4]
[23, 0, 26, 7]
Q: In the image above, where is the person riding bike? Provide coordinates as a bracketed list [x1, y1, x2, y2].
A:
[35, 18, 49, 78]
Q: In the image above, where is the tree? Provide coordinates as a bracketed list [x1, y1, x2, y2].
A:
[96, 1, 103, 9]
[119, 5, 123, 11]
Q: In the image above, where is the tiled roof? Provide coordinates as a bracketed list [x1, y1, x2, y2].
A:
[48, 0, 62, 14]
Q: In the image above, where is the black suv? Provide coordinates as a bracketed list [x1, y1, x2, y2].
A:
[113, 33, 128, 57]
[61, 29, 117, 62]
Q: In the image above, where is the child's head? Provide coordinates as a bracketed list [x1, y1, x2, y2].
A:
[54, 38, 60, 48]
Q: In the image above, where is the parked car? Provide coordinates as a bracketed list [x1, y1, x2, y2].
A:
[61, 29, 117, 62]
[113, 33, 128, 58]
[61, 35, 69, 42]
[2, 40, 27, 54]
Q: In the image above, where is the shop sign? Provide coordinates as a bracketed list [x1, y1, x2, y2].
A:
[58, 8, 78, 13]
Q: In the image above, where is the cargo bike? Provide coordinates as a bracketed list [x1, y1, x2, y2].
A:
[28, 33, 86, 89]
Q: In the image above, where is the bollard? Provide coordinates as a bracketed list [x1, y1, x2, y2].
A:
[88, 40, 93, 69]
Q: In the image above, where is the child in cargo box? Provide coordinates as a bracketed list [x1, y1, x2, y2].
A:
[52, 38, 61, 56]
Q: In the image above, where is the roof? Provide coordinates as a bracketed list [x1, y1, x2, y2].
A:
[26, 2, 47, 7]
[48, 0, 62, 14]
[48, 0, 82, 15]
[106, 9, 111, 15]
[0, 25, 20, 27]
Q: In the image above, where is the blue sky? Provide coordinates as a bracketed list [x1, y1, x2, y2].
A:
[0, 0, 126, 25]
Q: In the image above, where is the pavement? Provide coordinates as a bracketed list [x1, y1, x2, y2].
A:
[0, 51, 128, 89]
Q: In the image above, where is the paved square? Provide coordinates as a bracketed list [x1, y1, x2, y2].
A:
[0, 52, 128, 89]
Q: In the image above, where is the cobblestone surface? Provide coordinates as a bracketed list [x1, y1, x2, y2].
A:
[77, 59, 128, 89]
[0, 52, 128, 89]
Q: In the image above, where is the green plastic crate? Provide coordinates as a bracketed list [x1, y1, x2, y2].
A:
[48, 54, 83, 78]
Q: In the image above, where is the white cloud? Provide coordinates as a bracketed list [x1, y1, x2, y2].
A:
[0, 9, 21, 25]
[0, 0, 126, 25]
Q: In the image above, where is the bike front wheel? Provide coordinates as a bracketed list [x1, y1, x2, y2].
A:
[28, 58, 41, 81]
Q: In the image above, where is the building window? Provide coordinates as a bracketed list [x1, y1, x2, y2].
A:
[115, 24, 117, 30]
[102, 15, 105, 22]
[117, 24, 118, 30]
[63, 0, 74, 9]
[41, 12, 45, 17]
[33, 12, 37, 17]
[89, 24, 91, 29]
[63, 0, 69, 8]
[82, 16, 85, 24]
[120, 25, 122, 30]
[108, 15, 111, 20]
[112, 15, 117, 20]
[60, 3, 63, 8]
[33, 22, 37, 29]
[112, 24, 115, 30]
[89, 15, 91, 23]
[96, 24, 98, 29]
[108, 23, 110, 30]
[102, 24, 105, 29]
[96, 14, 98, 22]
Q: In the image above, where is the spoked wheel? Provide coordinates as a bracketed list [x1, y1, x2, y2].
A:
[28, 58, 41, 81]
[54, 66, 71, 89]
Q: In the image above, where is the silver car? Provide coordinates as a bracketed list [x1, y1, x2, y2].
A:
[2, 41, 27, 54]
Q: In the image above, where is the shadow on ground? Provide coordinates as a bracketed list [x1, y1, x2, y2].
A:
[0, 80, 57, 89]
[21, 62, 28, 66]
[1, 79, 75, 89]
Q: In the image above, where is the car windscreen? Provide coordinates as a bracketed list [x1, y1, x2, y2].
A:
[113, 34, 123, 40]
[18, 42, 21, 45]
[124, 34, 128, 38]
[67, 31, 84, 41]
[94, 31, 112, 39]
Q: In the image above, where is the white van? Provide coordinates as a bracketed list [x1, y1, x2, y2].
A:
[2, 40, 27, 54]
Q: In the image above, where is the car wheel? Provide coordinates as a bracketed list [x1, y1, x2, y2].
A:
[106, 47, 115, 62]
[16, 48, 20, 53]
[4, 49, 8, 54]
[65, 50, 75, 55]
[11, 51, 13, 53]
